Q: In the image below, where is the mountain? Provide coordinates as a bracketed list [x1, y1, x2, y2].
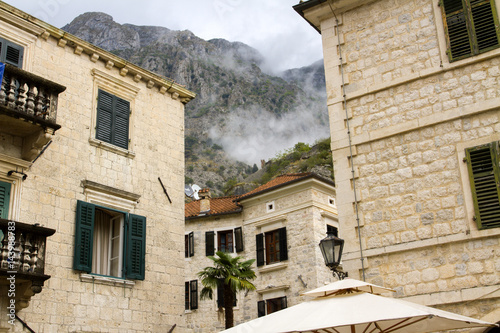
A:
[62, 13, 329, 196]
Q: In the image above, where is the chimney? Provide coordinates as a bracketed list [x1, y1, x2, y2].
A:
[199, 188, 211, 213]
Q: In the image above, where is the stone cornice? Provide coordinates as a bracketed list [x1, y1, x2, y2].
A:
[0, 2, 196, 104]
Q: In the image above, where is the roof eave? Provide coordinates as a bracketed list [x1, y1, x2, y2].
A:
[236, 174, 335, 202]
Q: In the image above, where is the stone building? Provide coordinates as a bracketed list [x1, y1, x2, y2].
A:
[184, 173, 338, 332]
[295, 0, 500, 329]
[0, 3, 195, 332]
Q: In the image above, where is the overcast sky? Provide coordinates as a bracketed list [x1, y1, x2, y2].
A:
[4, 0, 323, 72]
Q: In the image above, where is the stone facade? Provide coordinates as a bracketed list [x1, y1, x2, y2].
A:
[184, 174, 338, 332]
[0, 3, 195, 332]
[296, 0, 500, 328]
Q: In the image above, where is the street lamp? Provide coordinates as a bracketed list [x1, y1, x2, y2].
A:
[319, 231, 348, 280]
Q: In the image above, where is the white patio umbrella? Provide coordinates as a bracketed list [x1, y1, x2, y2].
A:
[221, 279, 497, 333]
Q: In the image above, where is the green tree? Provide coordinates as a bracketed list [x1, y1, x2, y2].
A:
[198, 251, 256, 329]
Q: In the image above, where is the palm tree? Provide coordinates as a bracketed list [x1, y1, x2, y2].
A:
[198, 251, 256, 329]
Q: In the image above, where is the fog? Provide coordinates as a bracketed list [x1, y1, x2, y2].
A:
[209, 104, 329, 165]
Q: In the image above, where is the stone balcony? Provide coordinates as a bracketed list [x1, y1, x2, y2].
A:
[0, 218, 55, 314]
[0, 64, 66, 161]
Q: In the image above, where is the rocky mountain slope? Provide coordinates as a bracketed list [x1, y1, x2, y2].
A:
[62, 13, 329, 196]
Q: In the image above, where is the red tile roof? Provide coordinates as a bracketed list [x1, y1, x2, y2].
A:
[185, 173, 334, 219]
[185, 195, 241, 219]
[237, 173, 316, 200]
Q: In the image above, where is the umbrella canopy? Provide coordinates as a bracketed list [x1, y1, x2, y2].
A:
[301, 278, 395, 297]
[221, 281, 497, 333]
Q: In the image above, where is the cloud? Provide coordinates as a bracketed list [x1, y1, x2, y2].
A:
[5, 0, 322, 71]
[209, 104, 329, 165]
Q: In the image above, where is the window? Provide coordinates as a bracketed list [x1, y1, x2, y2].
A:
[266, 201, 275, 213]
[0, 37, 24, 68]
[73, 200, 146, 280]
[185, 232, 194, 258]
[465, 141, 500, 229]
[205, 227, 244, 256]
[256, 227, 288, 266]
[0, 181, 11, 219]
[96, 89, 130, 149]
[258, 297, 287, 317]
[441, 0, 500, 61]
[327, 225, 338, 237]
[185, 280, 198, 310]
[218, 230, 233, 253]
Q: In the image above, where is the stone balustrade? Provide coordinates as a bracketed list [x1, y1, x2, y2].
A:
[0, 63, 65, 127]
[0, 218, 55, 289]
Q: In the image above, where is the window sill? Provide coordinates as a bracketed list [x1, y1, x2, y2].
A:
[80, 273, 135, 288]
[258, 262, 288, 273]
[89, 138, 136, 158]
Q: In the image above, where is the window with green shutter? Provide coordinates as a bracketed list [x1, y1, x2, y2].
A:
[465, 141, 500, 229]
[441, 0, 500, 61]
[205, 228, 244, 256]
[0, 181, 11, 219]
[257, 296, 287, 317]
[256, 227, 288, 267]
[73, 200, 146, 280]
[0, 37, 24, 68]
[96, 89, 130, 149]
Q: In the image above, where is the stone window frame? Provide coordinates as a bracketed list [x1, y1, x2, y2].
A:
[433, 0, 500, 65]
[78, 180, 143, 287]
[457, 134, 500, 233]
[0, 154, 31, 221]
[256, 285, 289, 317]
[89, 69, 140, 158]
[266, 201, 275, 213]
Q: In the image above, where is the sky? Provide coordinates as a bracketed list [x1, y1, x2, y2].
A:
[4, 0, 323, 72]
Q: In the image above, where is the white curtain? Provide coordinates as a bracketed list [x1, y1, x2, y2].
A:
[92, 209, 110, 275]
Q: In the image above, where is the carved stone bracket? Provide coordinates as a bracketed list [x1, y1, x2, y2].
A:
[21, 129, 53, 161]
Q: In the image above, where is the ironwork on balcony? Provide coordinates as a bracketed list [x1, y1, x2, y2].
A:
[0, 63, 66, 161]
[0, 218, 55, 310]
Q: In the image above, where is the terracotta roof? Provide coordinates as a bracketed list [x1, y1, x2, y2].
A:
[184, 173, 335, 219]
[237, 172, 335, 201]
[185, 196, 241, 219]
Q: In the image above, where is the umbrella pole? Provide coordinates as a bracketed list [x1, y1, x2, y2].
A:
[351, 325, 355, 333]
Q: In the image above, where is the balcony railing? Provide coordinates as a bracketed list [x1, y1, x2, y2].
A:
[0, 63, 65, 128]
[0, 218, 55, 298]
[0, 64, 66, 160]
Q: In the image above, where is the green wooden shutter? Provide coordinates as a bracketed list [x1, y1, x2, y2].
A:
[73, 200, 95, 272]
[114, 97, 130, 149]
[185, 282, 190, 310]
[280, 296, 287, 310]
[125, 214, 146, 280]
[188, 231, 194, 257]
[190, 280, 198, 310]
[256, 233, 265, 266]
[96, 90, 130, 149]
[279, 227, 288, 261]
[205, 231, 215, 256]
[470, 0, 500, 53]
[442, 0, 500, 61]
[465, 142, 500, 229]
[96, 90, 114, 144]
[0, 181, 11, 219]
[257, 300, 266, 317]
[234, 227, 244, 252]
[0, 37, 24, 68]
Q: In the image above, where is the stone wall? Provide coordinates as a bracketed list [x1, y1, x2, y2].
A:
[315, 0, 500, 324]
[184, 180, 338, 332]
[0, 6, 190, 332]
